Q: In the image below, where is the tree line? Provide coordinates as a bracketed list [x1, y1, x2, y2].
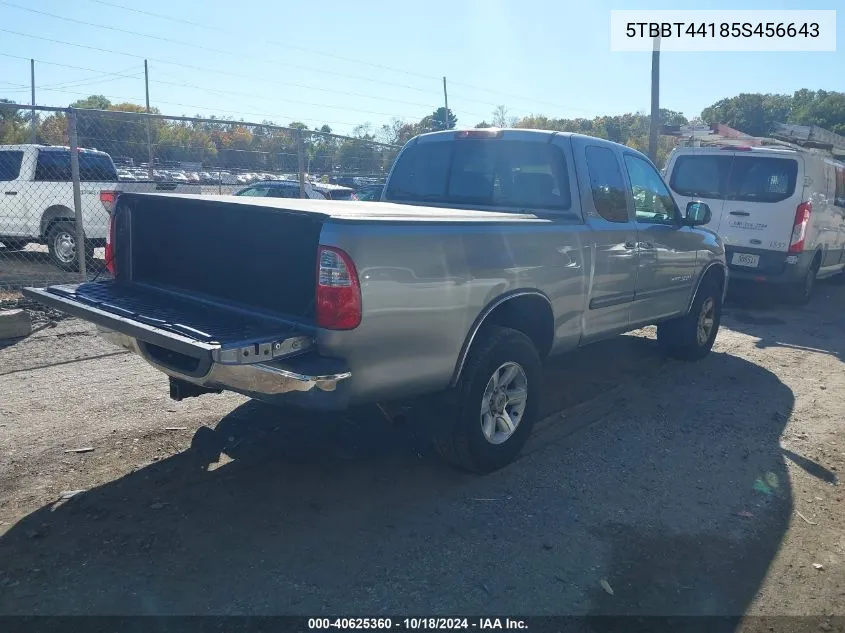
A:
[1, 89, 843, 172]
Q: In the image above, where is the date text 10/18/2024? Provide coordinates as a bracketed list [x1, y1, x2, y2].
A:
[308, 618, 528, 630]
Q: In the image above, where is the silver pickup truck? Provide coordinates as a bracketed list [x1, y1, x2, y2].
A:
[23, 129, 727, 473]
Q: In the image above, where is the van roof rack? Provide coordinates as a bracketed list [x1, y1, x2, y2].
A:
[673, 122, 845, 159]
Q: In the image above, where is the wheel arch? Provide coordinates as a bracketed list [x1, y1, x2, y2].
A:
[687, 261, 727, 314]
[450, 289, 555, 388]
[40, 205, 76, 238]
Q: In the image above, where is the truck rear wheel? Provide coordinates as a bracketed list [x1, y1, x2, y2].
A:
[657, 277, 722, 361]
[433, 326, 541, 474]
[47, 221, 93, 272]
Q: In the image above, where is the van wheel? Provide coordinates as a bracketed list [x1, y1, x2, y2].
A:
[657, 278, 722, 361]
[47, 221, 93, 272]
[432, 326, 540, 474]
[784, 260, 819, 306]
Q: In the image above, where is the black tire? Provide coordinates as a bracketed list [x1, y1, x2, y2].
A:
[1, 239, 29, 251]
[657, 277, 722, 361]
[46, 221, 93, 272]
[783, 259, 819, 306]
[432, 326, 541, 474]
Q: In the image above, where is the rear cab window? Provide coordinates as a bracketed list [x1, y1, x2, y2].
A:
[385, 138, 572, 213]
[34, 150, 118, 182]
[669, 153, 799, 203]
[0, 150, 24, 181]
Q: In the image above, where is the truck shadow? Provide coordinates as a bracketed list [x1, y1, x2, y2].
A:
[0, 341, 793, 618]
[724, 279, 845, 363]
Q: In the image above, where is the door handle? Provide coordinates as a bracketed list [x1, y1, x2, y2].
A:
[4, 191, 17, 195]
[729, 211, 749, 216]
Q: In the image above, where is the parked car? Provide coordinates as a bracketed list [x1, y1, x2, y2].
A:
[351, 184, 384, 201]
[313, 183, 355, 200]
[24, 129, 726, 472]
[664, 145, 845, 304]
[0, 144, 200, 269]
[235, 180, 301, 198]
[116, 169, 135, 182]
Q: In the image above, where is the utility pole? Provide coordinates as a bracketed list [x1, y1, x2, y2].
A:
[30, 59, 36, 143]
[647, 36, 661, 164]
[144, 59, 154, 179]
[442, 76, 449, 131]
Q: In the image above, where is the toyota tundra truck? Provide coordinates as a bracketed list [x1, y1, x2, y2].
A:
[23, 129, 727, 472]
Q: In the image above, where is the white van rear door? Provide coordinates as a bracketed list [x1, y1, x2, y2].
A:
[717, 152, 802, 258]
[666, 150, 732, 232]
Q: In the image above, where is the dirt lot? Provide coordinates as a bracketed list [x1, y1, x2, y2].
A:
[1, 282, 844, 624]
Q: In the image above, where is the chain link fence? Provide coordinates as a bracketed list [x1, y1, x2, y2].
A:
[0, 102, 400, 292]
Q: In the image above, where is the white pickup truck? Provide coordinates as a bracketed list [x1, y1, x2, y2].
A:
[0, 144, 201, 270]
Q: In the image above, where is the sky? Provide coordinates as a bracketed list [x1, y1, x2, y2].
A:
[0, 0, 842, 136]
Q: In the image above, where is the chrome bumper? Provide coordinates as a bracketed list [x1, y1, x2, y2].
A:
[99, 329, 351, 396]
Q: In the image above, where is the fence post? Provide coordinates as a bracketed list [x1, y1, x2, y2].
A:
[67, 108, 87, 281]
[296, 129, 306, 197]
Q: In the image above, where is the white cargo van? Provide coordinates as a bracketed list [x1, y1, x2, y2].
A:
[664, 145, 845, 304]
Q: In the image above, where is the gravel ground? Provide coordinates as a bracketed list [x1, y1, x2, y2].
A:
[0, 283, 844, 623]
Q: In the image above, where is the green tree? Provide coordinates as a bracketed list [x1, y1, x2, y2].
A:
[430, 107, 457, 131]
[0, 99, 26, 144]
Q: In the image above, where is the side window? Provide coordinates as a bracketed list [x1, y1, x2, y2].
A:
[268, 186, 300, 198]
[584, 146, 628, 222]
[34, 151, 72, 181]
[834, 165, 845, 209]
[238, 186, 267, 197]
[624, 154, 678, 226]
[0, 151, 23, 181]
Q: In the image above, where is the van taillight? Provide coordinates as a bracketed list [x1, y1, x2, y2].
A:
[100, 190, 118, 213]
[316, 246, 361, 329]
[789, 201, 812, 253]
[105, 211, 116, 274]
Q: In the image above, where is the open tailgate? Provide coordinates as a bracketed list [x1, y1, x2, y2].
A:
[22, 282, 315, 372]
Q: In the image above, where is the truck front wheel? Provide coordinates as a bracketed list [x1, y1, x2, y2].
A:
[657, 277, 722, 361]
[433, 326, 541, 474]
[47, 221, 93, 272]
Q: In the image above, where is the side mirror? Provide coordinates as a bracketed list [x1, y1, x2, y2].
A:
[685, 201, 712, 226]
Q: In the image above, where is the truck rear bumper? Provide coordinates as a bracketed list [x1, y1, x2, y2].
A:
[725, 246, 814, 285]
[102, 329, 352, 410]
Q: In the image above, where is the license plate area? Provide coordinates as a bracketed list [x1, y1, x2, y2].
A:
[731, 252, 760, 268]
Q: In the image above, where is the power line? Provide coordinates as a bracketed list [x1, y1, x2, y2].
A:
[1, 51, 438, 117]
[0, 3, 440, 97]
[85, 0, 593, 115]
[0, 32, 438, 120]
[86, 0, 441, 82]
[4, 1, 593, 117]
[40, 69, 142, 91]
[0, 51, 438, 122]
[0, 80, 374, 129]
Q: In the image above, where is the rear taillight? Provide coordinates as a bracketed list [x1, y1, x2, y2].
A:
[100, 190, 118, 213]
[104, 211, 116, 275]
[316, 246, 361, 330]
[789, 201, 812, 253]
